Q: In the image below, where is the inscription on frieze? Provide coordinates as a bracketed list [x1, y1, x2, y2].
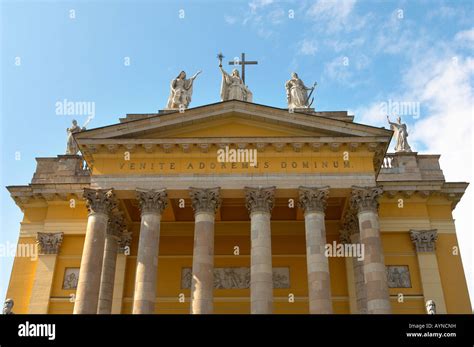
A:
[181, 267, 290, 289]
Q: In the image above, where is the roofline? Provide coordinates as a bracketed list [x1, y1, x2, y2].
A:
[75, 100, 393, 138]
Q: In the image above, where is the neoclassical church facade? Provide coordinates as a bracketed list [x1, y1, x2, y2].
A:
[5, 101, 471, 314]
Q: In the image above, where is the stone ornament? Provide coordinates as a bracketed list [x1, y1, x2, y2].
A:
[410, 229, 438, 252]
[285, 72, 316, 109]
[165, 70, 202, 110]
[118, 232, 132, 254]
[244, 186, 276, 214]
[182, 267, 290, 289]
[350, 186, 383, 213]
[189, 187, 221, 214]
[83, 188, 117, 215]
[386, 265, 411, 288]
[37, 232, 64, 255]
[426, 300, 436, 314]
[298, 186, 329, 213]
[136, 188, 168, 214]
[339, 209, 359, 244]
[3, 298, 14, 314]
[62, 268, 79, 289]
[387, 115, 412, 153]
[107, 211, 126, 238]
[66, 119, 85, 155]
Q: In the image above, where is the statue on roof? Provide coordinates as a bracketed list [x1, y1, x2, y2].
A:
[387, 115, 412, 152]
[165, 70, 202, 110]
[285, 72, 316, 109]
[218, 55, 252, 102]
[66, 119, 85, 155]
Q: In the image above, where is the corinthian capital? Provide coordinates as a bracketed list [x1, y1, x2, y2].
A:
[339, 209, 359, 244]
[136, 188, 168, 215]
[189, 187, 221, 214]
[37, 232, 64, 254]
[118, 232, 132, 254]
[83, 188, 117, 215]
[410, 229, 438, 252]
[245, 186, 276, 215]
[350, 186, 383, 213]
[298, 186, 329, 214]
[107, 211, 126, 239]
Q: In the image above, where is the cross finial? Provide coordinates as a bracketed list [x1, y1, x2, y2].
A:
[228, 52, 258, 84]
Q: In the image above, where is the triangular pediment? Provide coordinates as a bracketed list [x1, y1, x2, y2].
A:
[76, 101, 392, 141]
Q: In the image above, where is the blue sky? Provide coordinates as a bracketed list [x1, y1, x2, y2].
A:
[1, 0, 473, 306]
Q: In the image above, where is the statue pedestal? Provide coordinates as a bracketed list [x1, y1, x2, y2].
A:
[289, 107, 316, 114]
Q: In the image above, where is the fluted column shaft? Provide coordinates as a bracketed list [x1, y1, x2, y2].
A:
[299, 186, 332, 314]
[245, 186, 275, 314]
[132, 189, 168, 314]
[74, 188, 116, 314]
[351, 186, 391, 314]
[189, 187, 221, 314]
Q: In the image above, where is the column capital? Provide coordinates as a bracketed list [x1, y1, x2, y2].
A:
[339, 209, 359, 244]
[298, 186, 329, 214]
[83, 188, 117, 215]
[107, 211, 126, 239]
[244, 186, 276, 215]
[189, 187, 221, 214]
[350, 186, 383, 213]
[410, 229, 438, 252]
[136, 188, 168, 215]
[36, 232, 64, 254]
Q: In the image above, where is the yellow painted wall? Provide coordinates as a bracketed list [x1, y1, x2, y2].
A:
[5, 237, 37, 313]
[437, 233, 472, 313]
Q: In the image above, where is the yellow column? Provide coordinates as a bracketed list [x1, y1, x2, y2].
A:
[28, 232, 63, 313]
[410, 229, 447, 313]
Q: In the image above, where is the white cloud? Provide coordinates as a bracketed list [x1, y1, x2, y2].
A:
[455, 28, 474, 45]
[249, 0, 274, 13]
[323, 54, 370, 87]
[224, 15, 237, 25]
[307, 0, 358, 33]
[298, 39, 318, 56]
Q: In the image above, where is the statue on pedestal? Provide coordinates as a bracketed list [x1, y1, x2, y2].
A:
[3, 298, 14, 314]
[66, 120, 85, 155]
[285, 72, 316, 109]
[166, 70, 202, 110]
[387, 115, 412, 152]
[218, 54, 252, 102]
[425, 300, 436, 314]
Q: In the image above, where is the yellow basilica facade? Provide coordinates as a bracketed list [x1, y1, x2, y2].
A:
[5, 101, 472, 314]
